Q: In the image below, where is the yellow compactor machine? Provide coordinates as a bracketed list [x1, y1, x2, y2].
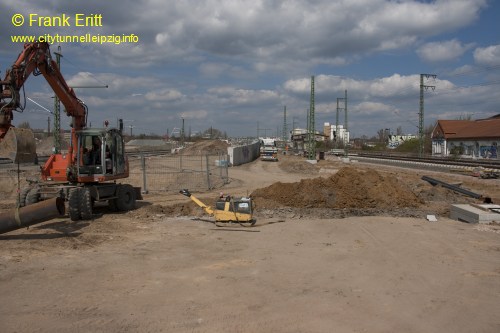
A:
[179, 189, 255, 224]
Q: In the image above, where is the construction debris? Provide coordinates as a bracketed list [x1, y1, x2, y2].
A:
[426, 215, 438, 222]
[450, 204, 500, 224]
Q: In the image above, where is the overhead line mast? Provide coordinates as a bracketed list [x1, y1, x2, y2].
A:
[53, 46, 62, 153]
[282, 105, 287, 142]
[343, 90, 348, 157]
[419, 74, 436, 158]
[307, 76, 315, 160]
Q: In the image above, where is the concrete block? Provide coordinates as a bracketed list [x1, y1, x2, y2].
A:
[450, 204, 500, 224]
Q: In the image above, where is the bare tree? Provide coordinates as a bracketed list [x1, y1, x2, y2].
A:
[18, 121, 31, 129]
[377, 128, 385, 143]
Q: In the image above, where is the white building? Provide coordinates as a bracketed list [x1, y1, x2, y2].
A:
[324, 122, 350, 145]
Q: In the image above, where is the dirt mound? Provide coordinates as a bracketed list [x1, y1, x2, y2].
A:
[251, 167, 423, 210]
[36, 136, 69, 156]
[132, 202, 202, 220]
[182, 140, 228, 155]
[278, 159, 320, 174]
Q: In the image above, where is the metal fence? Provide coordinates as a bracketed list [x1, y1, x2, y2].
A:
[128, 153, 229, 193]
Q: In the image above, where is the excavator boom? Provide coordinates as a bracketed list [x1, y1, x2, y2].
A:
[1, 42, 138, 226]
[0, 42, 87, 163]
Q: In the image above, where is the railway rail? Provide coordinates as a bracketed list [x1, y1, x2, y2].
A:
[2, 150, 500, 175]
[0, 149, 173, 166]
[352, 152, 500, 174]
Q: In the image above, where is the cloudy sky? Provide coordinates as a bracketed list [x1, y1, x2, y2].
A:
[1, 0, 499, 138]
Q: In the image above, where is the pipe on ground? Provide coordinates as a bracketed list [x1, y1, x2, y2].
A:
[421, 175, 492, 203]
[0, 197, 65, 235]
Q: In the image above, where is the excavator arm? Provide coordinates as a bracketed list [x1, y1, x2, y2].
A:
[0, 42, 87, 163]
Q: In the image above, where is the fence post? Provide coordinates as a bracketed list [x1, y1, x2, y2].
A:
[141, 154, 148, 194]
[224, 153, 229, 184]
[219, 152, 223, 180]
[206, 154, 211, 190]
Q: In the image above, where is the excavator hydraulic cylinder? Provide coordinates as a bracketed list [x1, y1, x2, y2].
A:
[0, 197, 65, 235]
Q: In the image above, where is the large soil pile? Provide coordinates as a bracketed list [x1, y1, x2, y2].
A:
[278, 158, 320, 174]
[36, 136, 69, 156]
[181, 140, 228, 155]
[251, 167, 423, 209]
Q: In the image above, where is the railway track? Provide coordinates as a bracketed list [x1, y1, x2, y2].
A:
[352, 152, 500, 174]
[0, 149, 173, 166]
[3, 150, 500, 176]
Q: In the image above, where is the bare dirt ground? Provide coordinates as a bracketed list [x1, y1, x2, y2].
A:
[1, 152, 500, 333]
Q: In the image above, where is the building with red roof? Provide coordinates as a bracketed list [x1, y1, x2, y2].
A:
[431, 114, 499, 158]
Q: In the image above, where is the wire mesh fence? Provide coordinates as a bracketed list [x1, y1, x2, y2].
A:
[127, 153, 229, 193]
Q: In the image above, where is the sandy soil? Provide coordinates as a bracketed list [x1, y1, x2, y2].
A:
[1, 153, 500, 333]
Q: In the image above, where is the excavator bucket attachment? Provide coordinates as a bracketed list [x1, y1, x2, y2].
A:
[0, 127, 37, 163]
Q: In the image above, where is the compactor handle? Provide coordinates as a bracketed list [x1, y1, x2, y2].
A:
[179, 189, 191, 197]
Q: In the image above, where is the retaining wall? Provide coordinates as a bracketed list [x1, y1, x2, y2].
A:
[228, 141, 260, 166]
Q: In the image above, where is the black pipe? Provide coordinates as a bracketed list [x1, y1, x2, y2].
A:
[0, 197, 65, 235]
[421, 175, 484, 200]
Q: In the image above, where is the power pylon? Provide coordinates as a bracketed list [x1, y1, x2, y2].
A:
[343, 90, 348, 156]
[53, 46, 62, 153]
[335, 90, 347, 150]
[282, 105, 287, 141]
[335, 98, 341, 148]
[419, 74, 436, 157]
[307, 76, 315, 160]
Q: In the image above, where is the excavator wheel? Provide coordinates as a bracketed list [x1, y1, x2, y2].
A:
[17, 187, 31, 207]
[25, 187, 40, 205]
[108, 199, 119, 212]
[115, 184, 136, 211]
[68, 187, 81, 221]
[79, 187, 93, 220]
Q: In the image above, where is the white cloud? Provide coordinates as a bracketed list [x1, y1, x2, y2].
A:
[353, 102, 395, 116]
[474, 44, 500, 66]
[417, 39, 475, 62]
[144, 89, 184, 102]
[284, 74, 420, 99]
[179, 110, 208, 119]
[1, 0, 486, 69]
[206, 86, 279, 106]
[1, 0, 496, 138]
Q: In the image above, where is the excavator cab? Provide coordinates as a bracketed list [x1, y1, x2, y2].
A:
[0, 126, 37, 163]
[76, 128, 127, 179]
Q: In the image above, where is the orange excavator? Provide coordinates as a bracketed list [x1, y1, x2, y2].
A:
[0, 42, 141, 220]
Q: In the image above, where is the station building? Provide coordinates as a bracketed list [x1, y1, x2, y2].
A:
[431, 114, 499, 159]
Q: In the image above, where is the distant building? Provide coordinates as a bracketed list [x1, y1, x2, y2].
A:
[323, 122, 349, 145]
[431, 114, 499, 158]
[290, 128, 326, 151]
